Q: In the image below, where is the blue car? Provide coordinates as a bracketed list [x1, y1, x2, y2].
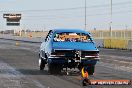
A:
[39, 29, 100, 75]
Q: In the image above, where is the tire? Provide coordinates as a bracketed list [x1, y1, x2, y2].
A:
[39, 58, 46, 70]
[48, 63, 53, 74]
[48, 63, 62, 74]
[78, 64, 83, 71]
[85, 65, 95, 75]
[82, 78, 91, 86]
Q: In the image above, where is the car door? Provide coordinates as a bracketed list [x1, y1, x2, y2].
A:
[40, 30, 52, 58]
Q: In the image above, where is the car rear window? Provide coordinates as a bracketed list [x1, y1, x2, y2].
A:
[53, 32, 92, 42]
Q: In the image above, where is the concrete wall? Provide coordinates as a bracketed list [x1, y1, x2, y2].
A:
[127, 40, 132, 50]
[94, 39, 104, 48]
[104, 39, 128, 49]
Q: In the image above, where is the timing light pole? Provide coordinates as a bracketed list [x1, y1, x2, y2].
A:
[109, 0, 112, 48]
[84, 0, 87, 30]
[110, 0, 112, 37]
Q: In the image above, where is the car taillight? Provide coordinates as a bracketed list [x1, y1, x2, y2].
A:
[56, 53, 65, 55]
[51, 52, 65, 56]
[90, 53, 99, 56]
[85, 53, 99, 58]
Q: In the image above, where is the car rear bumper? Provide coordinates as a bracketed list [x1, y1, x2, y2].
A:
[48, 57, 99, 65]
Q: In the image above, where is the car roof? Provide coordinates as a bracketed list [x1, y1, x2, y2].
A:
[53, 29, 90, 34]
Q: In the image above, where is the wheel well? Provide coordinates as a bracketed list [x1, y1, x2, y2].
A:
[45, 53, 48, 59]
[39, 53, 40, 58]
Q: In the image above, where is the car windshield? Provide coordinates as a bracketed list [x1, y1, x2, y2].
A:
[53, 32, 92, 42]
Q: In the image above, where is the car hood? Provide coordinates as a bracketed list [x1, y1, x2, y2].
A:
[52, 42, 98, 51]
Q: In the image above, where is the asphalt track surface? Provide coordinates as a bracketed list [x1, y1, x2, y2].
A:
[0, 39, 132, 88]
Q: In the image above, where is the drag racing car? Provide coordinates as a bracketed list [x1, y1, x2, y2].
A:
[39, 29, 100, 75]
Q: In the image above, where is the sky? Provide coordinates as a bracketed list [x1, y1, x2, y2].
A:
[0, 0, 132, 31]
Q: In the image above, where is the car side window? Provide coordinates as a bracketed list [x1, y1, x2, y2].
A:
[45, 35, 50, 42]
[45, 35, 48, 42]
[45, 30, 53, 42]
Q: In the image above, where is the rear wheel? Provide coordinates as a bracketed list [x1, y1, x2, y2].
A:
[78, 64, 83, 71]
[39, 58, 46, 70]
[48, 63, 62, 74]
[85, 65, 95, 75]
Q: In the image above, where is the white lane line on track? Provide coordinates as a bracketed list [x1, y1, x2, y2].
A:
[102, 58, 132, 65]
[100, 55, 132, 60]
[32, 80, 48, 88]
[0, 61, 48, 88]
[100, 55, 132, 65]
[112, 60, 132, 64]
[98, 62, 132, 73]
